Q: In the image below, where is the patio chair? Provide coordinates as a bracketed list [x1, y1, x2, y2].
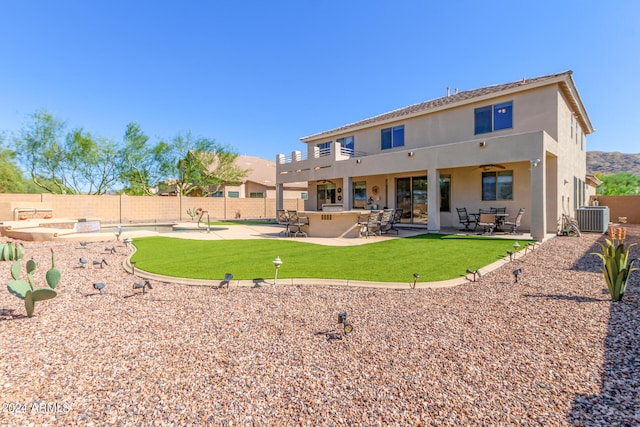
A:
[386, 208, 403, 235]
[378, 209, 395, 234]
[503, 208, 525, 234]
[477, 213, 496, 235]
[276, 209, 290, 236]
[456, 208, 477, 231]
[287, 210, 309, 237]
[358, 211, 383, 238]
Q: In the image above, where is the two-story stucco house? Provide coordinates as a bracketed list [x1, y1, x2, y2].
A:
[275, 71, 594, 241]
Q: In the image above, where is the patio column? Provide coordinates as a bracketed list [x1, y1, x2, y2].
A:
[341, 177, 352, 210]
[276, 183, 284, 211]
[427, 168, 440, 232]
[530, 157, 546, 241]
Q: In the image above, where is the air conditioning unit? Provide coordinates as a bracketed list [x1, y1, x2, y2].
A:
[576, 206, 610, 233]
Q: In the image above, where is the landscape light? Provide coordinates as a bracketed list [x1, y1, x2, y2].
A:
[79, 258, 88, 268]
[130, 261, 136, 275]
[337, 311, 353, 335]
[133, 280, 153, 294]
[273, 256, 283, 285]
[79, 241, 88, 249]
[506, 250, 514, 261]
[466, 268, 481, 282]
[412, 273, 420, 289]
[93, 282, 106, 295]
[513, 268, 523, 283]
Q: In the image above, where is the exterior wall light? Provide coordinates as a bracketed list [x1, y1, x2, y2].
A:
[356, 159, 361, 164]
[531, 158, 541, 167]
[408, 151, 414, 157]
[479, 141, 486, 148]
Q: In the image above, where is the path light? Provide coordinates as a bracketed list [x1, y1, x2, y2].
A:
[411, 273, 420, 289]
[123, 237, 133, 247]
[93, 259, 108, 268]
[273, 256, 283, 285]
[79, 258, 88, 268]
[105, 247, 116, 254]
[337, 311, 353, 335]
[93, 282, 105, 295]
[133, 280, 153, 294]
[130, 261, 136, 275]
[513, 241, 520, 252]
[466, 269, 481, 282]
[79, 241, 88, 249]
[506, 250, 514, 262]
[115, 226, 122, 241]
[513, 268, 522, 283]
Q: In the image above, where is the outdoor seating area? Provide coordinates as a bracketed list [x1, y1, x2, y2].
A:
[276, 209, 310, 238]
[457, 207, 526, 235]
[357, 208, 403, 238]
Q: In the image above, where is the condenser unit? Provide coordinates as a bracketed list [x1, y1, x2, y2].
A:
[576, 206, 610, 233]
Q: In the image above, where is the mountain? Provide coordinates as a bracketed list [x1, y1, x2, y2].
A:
[587, 152, 640, 175]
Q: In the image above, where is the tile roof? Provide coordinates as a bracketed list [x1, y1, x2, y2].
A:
[302, 71, 575, 141]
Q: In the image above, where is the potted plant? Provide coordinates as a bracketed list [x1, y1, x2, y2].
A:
[592, 227, 638, 301]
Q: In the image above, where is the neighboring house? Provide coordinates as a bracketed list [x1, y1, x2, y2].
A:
[160, 155, 307, 199]
[275, 71, 595, 241]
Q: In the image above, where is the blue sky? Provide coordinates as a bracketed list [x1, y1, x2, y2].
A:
[1, 1, 638, 161]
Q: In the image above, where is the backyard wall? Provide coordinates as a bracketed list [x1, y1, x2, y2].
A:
[0, 193, 305, 224]
[589, 195, 640, 224]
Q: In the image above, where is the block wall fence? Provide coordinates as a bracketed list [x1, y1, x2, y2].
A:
[0, 193, 305, 224]
[589, 195, 640, 224]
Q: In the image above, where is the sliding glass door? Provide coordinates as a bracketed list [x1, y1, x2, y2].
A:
[396, 176, 428, 224]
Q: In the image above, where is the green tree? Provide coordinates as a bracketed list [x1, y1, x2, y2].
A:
[159, 131, 248, 197]
[117, 123, 170, 195]
[596, 172, 640, 195]
[64, 129, 119, 194]
[0, 135, 34, 193]
[15, 110, 70, 193]
[15, 110, 116, 194]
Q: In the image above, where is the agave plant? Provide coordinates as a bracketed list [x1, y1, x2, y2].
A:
[592, 234, 638, 302]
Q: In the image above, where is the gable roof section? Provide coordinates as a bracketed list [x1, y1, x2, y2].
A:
[301, 70, 593, 142]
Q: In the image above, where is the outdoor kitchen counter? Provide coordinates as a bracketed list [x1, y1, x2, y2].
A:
[297, 210, 370, 238]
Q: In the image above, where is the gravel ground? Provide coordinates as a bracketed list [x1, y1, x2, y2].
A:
[1, 227, 639, 426]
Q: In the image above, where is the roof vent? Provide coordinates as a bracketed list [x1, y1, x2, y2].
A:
[446, 86, 450, 97]
[454, 88, 458, 94]
[521, 77, 527, 85]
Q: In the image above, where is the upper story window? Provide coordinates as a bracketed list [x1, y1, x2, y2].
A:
[474, 101, 513, 135]
[228, 191, 240, 198]
[249, 192, 264, 198]
[317, 141, 331, 157]
[336, 136, 355, 156]
[482, 170, 513, 201]
[381, 125, 404, 150]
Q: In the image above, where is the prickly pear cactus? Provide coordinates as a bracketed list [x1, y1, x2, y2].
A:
[0, 242, 25, 261]
[45, 248, 61, 289]
[6, 256, 59, 318]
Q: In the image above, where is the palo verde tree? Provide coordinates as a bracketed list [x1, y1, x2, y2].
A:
[15, 110, 119, 194]
[116, 122, 170, 196]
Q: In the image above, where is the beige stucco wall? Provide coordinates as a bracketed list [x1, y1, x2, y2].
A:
[589, 195, 640, 224]
[0, 194, 305, 223]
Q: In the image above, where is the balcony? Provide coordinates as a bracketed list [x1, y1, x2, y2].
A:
[276, 142, 368, 181]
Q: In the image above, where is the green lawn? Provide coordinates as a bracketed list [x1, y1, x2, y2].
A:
[130, 234, 531, 283]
